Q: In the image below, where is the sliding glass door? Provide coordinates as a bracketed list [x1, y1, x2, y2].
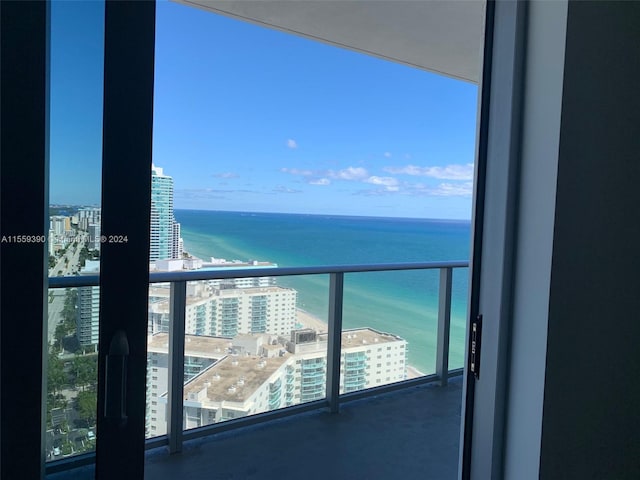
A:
[45, 1, 156, 478]
[0, 1, 491, 478]
[93, 2, 156, 478]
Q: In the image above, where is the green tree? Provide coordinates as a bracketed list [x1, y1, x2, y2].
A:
[53, 323, 66, 352]
[47, 352, 66, 397]
[78, 246, 90, 266]
[61, 440, 73, 456]
[72, 355, 97, 391]
[64, 288, 78, 310]
[61, 288, 78, 334]
[76, 390, 97, 427]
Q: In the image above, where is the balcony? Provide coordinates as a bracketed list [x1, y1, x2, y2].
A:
[47, 377, 463, 480]
[46, 260, 467, 478]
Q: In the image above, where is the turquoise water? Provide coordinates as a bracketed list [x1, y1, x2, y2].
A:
[175, 210, 471, 373]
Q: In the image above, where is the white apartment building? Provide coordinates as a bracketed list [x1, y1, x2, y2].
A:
[207, 275, 276, 289]
[146, 328, 407, 435]
[77, 207, 101, 231]
[50, 216, 70, 236]
[88, 223, 101, 251]
[147, 333, 232, 436]
[76, 260, 101, 349]
[148, 281, 297, 337]
[172, 220, 183, 259]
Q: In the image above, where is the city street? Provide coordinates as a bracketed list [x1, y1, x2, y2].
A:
[47, 291, 64, 344]
[47, 236, 85, 346]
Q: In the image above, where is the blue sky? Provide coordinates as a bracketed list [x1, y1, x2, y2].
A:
[50, 0, 478, 220]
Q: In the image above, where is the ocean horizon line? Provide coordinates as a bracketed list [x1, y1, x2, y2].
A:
[175, 208, 472, 224]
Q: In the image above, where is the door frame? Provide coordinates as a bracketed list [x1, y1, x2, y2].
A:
[95, 1, 156, 478]
[0, 1, 49, 478]
[460, 1, 529, 478]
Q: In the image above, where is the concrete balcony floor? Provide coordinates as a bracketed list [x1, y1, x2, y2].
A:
[48, 376, 463, 480]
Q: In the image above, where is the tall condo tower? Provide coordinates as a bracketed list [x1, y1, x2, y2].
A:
[150, 165, 182, 261]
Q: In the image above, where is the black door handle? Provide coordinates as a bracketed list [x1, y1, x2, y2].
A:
[104, 329, 129, 426]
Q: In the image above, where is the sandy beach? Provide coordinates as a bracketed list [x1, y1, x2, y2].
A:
[406, 365, 427, 379]
[296, 308, 328, 333]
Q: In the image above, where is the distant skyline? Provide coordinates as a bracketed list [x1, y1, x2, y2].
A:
[50, 0, 479, 220]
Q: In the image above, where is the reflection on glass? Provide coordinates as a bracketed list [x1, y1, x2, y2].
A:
[146, 284, 170, 438]
[46, 287, 98, 462]
[448, 268, 469, 370]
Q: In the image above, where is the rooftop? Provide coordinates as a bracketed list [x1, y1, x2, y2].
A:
[183, 354, 290, 405]
[147, 283, 296, 308]
[212, 285, 296, 298]
[340, 328, 405, 348]
[148, 333, 232, 360]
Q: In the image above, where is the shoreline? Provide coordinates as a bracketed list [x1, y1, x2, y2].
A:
[406, 365, 426, 379]
[296, 307, 328, 333]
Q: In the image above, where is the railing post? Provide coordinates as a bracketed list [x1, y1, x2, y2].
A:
[167, 281, 187, 453]
[326, 272, 344, 413]
[436, 268, 453, 386]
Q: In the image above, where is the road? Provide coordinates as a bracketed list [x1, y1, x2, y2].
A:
[47, 235, 86, 346]
[47, 291, 65, 345]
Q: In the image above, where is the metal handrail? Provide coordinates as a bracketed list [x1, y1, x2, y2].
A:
[46, 259, 470, 461]
[48, 260, 469, 288]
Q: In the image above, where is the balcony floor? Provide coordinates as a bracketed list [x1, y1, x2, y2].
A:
[48, 376, 463, 480]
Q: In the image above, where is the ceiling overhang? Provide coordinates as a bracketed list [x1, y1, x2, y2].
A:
[176, 0, 485, 83]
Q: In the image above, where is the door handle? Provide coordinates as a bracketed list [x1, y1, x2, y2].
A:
[105, 329, 129, 426]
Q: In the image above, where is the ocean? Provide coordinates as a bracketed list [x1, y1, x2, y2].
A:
[174, 209, 471, 373]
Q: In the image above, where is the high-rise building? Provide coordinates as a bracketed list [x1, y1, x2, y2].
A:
[88, 223, 101, 251]
[77, 207, 101, 231]
[150, 165, 174, 261]
[77, 260, 101, 349]
[172, 220, 183, 259]
[50, 216, 67, 236]
[150, 165, 183, 261]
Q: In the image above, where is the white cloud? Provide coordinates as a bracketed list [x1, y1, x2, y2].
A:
[212, 172, 238, 179]
[384, 152, 392, 158]
[354, 179, 473, 198]
[328, 167, 369, 180]
[384, 163, 474, 180]
[282, 166, 368, 182]
[273, 185, 302, 194]
[287, 139, 298, 149]
[364, 176, 399, 187]
[175, 187, 266, 199]
[280, 167, 313, 176]
[354, 188, 394, 197]
[309, 178, 331, 185]
[428, 182, 474, 197]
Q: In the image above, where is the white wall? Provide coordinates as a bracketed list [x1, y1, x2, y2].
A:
[503, 1, 567, 478]
[539, 2, 640, 478]
[473, 2, 640, 478]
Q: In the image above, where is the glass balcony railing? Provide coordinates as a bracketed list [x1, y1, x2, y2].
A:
[46, 260, 467, 462]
